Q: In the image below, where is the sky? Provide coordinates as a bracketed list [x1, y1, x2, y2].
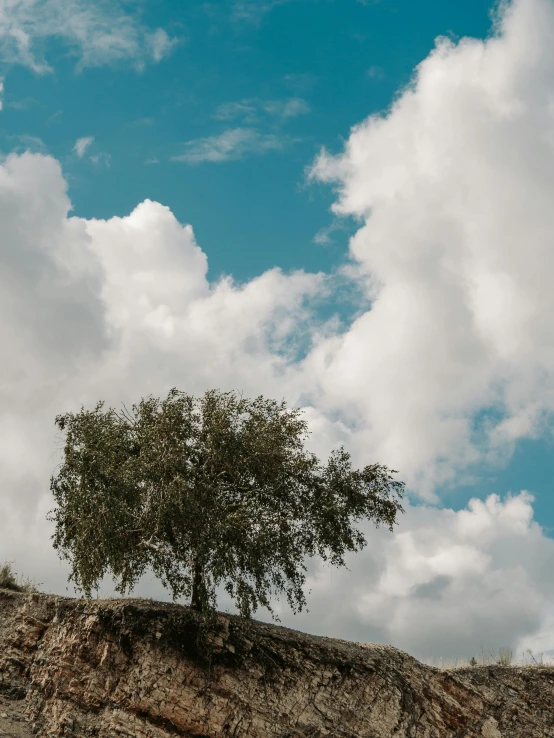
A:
[2, 0, 554, 667]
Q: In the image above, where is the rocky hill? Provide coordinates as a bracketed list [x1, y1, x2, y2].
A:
[0, 587, 553, 737]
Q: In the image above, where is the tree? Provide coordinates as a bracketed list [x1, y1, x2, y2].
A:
[48, 387, 405, 619]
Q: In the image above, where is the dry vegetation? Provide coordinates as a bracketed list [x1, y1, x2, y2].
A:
[419, 644, 554, 671]
[0, 561, 42, 595]
[2, 559, 552, 673]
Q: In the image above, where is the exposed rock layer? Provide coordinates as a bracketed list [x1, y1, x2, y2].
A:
[0, 587, 553, 737]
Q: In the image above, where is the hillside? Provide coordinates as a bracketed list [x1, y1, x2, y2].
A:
[0, 586, 553, 737]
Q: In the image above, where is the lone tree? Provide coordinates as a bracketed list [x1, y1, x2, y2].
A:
[48, 388, 405, 619]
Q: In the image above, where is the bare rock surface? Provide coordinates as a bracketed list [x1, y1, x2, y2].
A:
[0, 688, 34, 738]
[1, 586, 553, 737]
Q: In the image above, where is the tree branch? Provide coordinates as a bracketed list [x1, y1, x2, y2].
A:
[138, 537, 173, 558]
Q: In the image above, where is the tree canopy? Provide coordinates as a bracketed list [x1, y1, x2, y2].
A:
[48, 388, 405, 619]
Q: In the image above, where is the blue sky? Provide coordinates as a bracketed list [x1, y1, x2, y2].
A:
[3, 0, 554, 666]
[1, 0, 494, 282]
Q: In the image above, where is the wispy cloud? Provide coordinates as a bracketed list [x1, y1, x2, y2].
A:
[262, 97, 310, 118]
[283, 73, 317, 92]
[90, 152, 110, 167]
[0, 0, 178, 73]
[172, 127, 289, 164]
[46, 109, 62, 125]
[313, 220, 351, 246]
[182, 96, 308, 165]
[214, 96, 310, 123]
[147, 27, 179, 63]
[0, 133, 47, 153]
[73, 136, 94, 157]
[231, 0, 294, 23]
[366, 65, 385, 79]
[214, 100, 258, 123]
[5, 95, 40, 110]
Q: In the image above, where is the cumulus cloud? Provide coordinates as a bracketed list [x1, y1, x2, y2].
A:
[3, 0, 554, 664]
[172, 127, 290, 164]
[0, 152, 327, 609]
[307, 0, 554, 499]
[0, 0, 177, 73]
[73, 136, 93, 157]
[0, 144, 553, 665]
[266, 490, 554, 665]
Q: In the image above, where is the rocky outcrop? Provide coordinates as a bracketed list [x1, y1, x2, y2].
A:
[0, 586, 553, 737]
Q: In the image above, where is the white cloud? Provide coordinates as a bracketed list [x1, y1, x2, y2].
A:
[172, 127, 290, 163]
[0, 0, 177, 73]
[0, 151, 327, 610]
[1, 146, 554, 666]
[146, 28, 179, 63]
[73, 136, 94, 157]
[4, 0, 554, 665]
[306, 0, 554, 499]
[266, 490, 554, 665]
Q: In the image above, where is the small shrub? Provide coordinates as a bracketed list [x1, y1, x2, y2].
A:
[0, 561, 22, 591]
[469, 656, 477, 666]
[0, 561, 42, 593]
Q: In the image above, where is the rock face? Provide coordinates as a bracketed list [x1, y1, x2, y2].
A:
[1, 587, 553, 737]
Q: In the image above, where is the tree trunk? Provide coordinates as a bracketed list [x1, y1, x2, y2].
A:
[190, 557, 207, 612]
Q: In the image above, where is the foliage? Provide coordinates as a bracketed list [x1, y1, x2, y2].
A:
[48, 388, 405, 619]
